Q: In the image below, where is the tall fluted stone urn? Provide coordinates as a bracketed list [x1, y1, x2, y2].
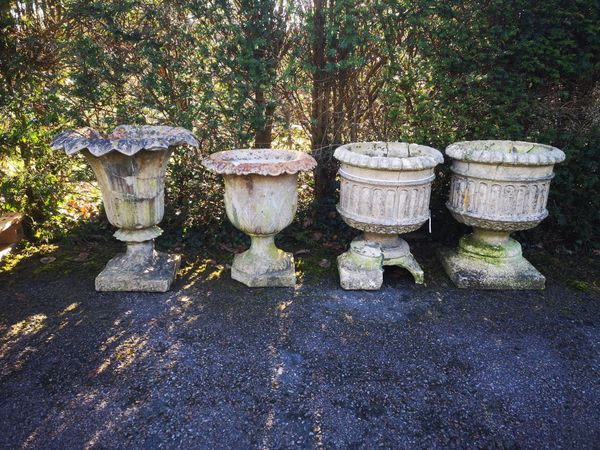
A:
[335, 142, 444, 290]
[202, 149, 316, 287]
[439, 140, 565, 289]
[51, 125, 199, 292]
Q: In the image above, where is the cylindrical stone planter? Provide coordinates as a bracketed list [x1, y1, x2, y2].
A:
[334, 142, 443, 289]
[439, 140, 565, 289]
[51, 125, 198, 292]
[202, 149, 316, 287]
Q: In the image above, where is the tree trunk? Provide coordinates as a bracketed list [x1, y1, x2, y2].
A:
[310, 0, 337, 205]
[253, 88, 275, 148]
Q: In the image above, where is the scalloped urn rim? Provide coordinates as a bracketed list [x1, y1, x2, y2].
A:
[333, 141, 444, 170]
[445, 140, 565, 166]
[50, 125, 199, 156]
[201, 148, 317, 176]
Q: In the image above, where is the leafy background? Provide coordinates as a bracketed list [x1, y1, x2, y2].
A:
[1, 0, 599, 252]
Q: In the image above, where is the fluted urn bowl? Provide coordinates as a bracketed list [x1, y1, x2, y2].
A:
[51, 125, 198, 292]
[334, 142, 443, 289]
[202, 149, 316, 287]
[440, 140, 565, 289]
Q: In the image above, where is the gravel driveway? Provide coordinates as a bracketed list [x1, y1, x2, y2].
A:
[0, 244, 598, 449]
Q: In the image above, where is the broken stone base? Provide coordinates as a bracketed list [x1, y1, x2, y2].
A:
[338, 241, 383, 290]
[231, 236, 296, 287]
[338, 234, 424, 290]
[438, 247, 545, 290]
[96, 249, 181, 292]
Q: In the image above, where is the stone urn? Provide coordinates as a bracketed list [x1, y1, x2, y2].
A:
[334, 142, 443, 290]
[439, 140, 565, 289]
[51, 125, 198, 292]
[202, 149, 316, 287]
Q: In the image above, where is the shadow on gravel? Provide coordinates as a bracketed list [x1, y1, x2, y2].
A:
[0, 242, 599, 448]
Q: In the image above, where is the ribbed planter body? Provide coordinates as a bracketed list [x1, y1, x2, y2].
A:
[440, 140, 565, 289]
[202, 149, 316, 288]
[447, 159, 555, 232]
[338, 163, 434, 234]
[335, 142, 443, 290]
[84, 149, 170, 242]
[52, 125, 198, 292]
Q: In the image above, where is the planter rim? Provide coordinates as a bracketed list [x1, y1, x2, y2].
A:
[333, 142, 443, 170]
[202, 149, 317, 176]
[51, 125, 199, 156]
[446, 140, 565, 166]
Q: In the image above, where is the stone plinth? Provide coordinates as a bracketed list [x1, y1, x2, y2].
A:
[96, 241, 181, 292]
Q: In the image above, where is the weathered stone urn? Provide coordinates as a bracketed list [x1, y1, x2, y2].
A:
[51, 125, 198, 292]
[202, 149, 316, 287]
[439, 140, 565, 289]
[334, 142, 444, 290]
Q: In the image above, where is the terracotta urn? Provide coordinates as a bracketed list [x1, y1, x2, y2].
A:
[51, 125, 198, 292]
[334, 142, 443, 289]
[202, 149, 316, 287]
[439, 140, 565, 289]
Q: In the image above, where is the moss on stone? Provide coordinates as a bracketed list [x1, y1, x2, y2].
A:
[458, 233, 521, 265]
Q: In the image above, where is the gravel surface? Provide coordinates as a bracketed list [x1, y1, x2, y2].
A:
[0, 244, 599, 449]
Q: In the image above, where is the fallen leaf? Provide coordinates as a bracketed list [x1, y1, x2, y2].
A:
[322, 242, 342, 250]
[68, 252, 89, 262]
[40, 256, 56, 264]
[318, 258, 331, 268]
[219, 243, 236, 253]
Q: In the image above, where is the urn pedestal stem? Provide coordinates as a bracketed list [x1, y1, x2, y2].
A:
[249, 235, 278, 256]
[471, 228, 510, 247]
[122, 240, 156, 266]
[363, 232, 401, 248]
[243, 235, 291, 267]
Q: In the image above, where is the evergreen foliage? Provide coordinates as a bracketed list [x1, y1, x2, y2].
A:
[1, 0, 599, 248]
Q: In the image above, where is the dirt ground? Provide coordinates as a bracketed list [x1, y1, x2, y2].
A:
[0, 241, 599, 449]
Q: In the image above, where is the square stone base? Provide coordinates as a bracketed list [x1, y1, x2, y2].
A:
[438, 248, 545, 290]
[231, 262, 295, 288]
[95, 252, 181, 292]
